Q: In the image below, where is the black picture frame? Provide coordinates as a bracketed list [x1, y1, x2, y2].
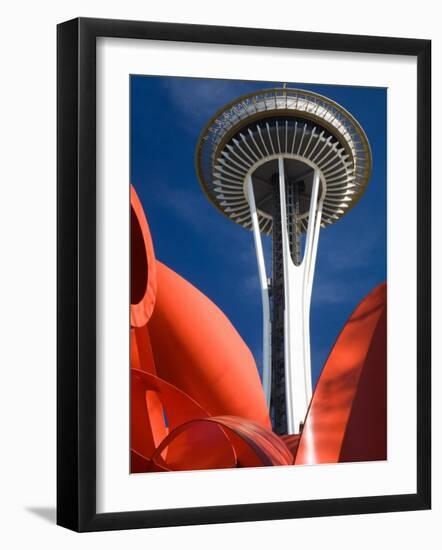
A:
[57, 17, 431, 532]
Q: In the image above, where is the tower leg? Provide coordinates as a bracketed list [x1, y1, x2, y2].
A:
[246, 175, 272, 407]
[278, 157, 323, 434]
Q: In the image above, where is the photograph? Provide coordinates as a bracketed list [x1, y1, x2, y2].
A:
[129, 76, 387, 473]
[0, 0, 434, 543]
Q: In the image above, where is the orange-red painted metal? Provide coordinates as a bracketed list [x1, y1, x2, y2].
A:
[131, 368, 236, 470]
[131, 369, 292, 471]
[130, 185, 157, 328]
[131, 328, 168, 458]
[148, 260, 271, 429]
[152, 416, 293, 469]
[295, 283, 387, 465]
[129, 184, 387, 473]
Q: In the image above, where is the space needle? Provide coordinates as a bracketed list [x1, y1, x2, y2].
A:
[196, 87, 372, 435]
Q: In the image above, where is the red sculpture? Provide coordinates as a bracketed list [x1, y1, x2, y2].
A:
[130, 185, 387, 472]
[295, 283, 387, 464]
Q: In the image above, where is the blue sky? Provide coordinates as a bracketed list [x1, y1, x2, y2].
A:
[130, 76, 386, 388]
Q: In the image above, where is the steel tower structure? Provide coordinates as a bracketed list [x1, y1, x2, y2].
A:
[196, 88, 371, 435]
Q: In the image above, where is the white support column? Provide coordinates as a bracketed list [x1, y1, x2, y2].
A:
[278, 157, 323, 434]
[246, 175, 272, 407]
[302, 169, 323, 404]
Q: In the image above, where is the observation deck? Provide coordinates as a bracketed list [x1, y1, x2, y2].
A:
[196, 87, 371, 234]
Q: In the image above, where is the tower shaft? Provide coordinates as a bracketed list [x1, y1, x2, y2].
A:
[278, 158, 322, 434]
[248, 157, 323, 435]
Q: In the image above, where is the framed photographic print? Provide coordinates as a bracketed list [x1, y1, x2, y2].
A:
[57, 17, 431, 532]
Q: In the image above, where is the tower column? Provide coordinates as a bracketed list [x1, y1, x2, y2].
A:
[278, 157, 323, 434]
[246, 174, 272, 407]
